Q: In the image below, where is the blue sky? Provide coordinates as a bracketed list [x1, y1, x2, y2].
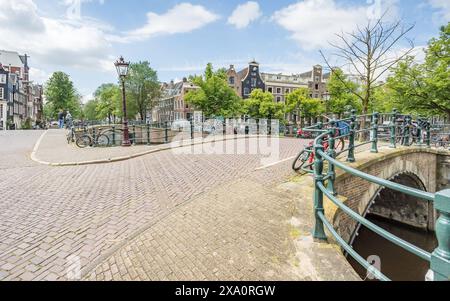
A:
[0, 0, 448, 101]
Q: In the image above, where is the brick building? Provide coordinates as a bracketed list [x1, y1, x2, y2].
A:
[153, 78, 199, 123]
[0, 50, 44, 129]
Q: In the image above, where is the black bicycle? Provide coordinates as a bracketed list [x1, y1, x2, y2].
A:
[76, 131, 110, 148]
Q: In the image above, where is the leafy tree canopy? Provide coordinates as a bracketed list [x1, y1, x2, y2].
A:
[44, 71, 81, 119]
[186, 63, 242, 118]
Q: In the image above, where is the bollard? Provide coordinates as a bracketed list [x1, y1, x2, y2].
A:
[347, 110, 357, 163]
[165, 121, 169, 144]
[147, 124, 151, 146]
[112, 126, 116, 146]
[390, 109, 398, 148]
[327, 120, 337, 196]
[132, 125, 136, 145]
[430, 190, 450, 281]
[92, 128, 97, 147]
[371, 112, 379, 153]
[313, 134, 327, 241]
[190, 118, 194, 140]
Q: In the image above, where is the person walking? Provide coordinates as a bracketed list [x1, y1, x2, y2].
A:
[57, 110, 65, 129]
[66, 111, 73, 129]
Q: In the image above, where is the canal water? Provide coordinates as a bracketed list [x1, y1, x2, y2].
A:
[348, 215, 438, 281]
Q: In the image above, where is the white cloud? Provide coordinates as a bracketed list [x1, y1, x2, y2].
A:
[428, 0, 450, 23]
[29, 67, 50, 84]
[272, 0, 399, 50]
[125, 3, 219, 41]
[0, 0, 115, 72]
[228, 1, 262, 29]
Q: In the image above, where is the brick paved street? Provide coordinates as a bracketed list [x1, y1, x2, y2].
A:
[1, 130, 346, 281]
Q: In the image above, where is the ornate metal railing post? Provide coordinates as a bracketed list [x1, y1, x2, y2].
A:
[430, 190, 450, 281]
[403, 115, 412, 146]
[426, 121, 432, 148]
[327, 120, 337, 196]
[164, 121, 169, 144]
[417, 117, 423, 146]
[371, 112, 379, 153]
[132, 125, 136, 145]
[347, 110, 357, 163]
[147, 123, 151, 146]
[390, 109, 398, 148]
[313, 131, 327, 241]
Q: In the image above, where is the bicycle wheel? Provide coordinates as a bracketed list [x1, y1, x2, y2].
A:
[76, 135, 92, 148]
[293, 150, 310, 172]
[96, 134, 110, 147]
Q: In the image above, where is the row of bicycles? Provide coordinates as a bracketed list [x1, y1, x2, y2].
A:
[292, 118, 450, 173]
[67, 127, 125, 148]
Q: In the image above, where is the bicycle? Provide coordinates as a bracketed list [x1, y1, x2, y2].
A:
[293, 129, 345, 172]
[76, 129, 110, 148]
[435, 135, 450, 149]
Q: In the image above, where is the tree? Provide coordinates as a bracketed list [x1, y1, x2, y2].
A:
[327, 69, 361, 117]
[320, 13, 415, 128]
[244, 89, 285, 120]
[126, 61, 160, 121]
[94, 83, 120, 123]
[44, 72, 81, 118]
[387, 23, 450, 118]
[83, 99, 100, 121]
[300, 98, 325, 121]
[185, 63, 242, 117]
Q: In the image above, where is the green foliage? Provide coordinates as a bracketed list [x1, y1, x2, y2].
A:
[185, 63, 242, 117]
[285, 87, 325, 119]
[125, 61, 160, 120]
[94, 84, 121, 122]
[300, 98, 325, 119]
[82, 99, 100, 121]
[44, 72, 81, 119]
[387, 23, 450, 118]
[244, 89, 285, 120]
[327, 69, 361, 115]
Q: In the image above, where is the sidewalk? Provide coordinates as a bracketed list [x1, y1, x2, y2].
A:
[31, 129, 279, 166]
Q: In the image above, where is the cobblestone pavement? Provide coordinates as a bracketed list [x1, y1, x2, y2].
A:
[0, 130, 323, 281]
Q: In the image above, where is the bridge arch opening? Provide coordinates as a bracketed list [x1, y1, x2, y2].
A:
[348, 172, 438, 281]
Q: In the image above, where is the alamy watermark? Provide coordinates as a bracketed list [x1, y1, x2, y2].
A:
[170, 118, 282, 167]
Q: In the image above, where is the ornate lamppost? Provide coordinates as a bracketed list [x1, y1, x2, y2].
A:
[114, 56, 131, 147]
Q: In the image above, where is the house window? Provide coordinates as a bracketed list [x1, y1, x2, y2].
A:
[268, 87, 273, 93]
[251, 78, 257, 87]
[285, 88, 290, 94]
[244, 87, 250, 95]
[0, 74, 6, 84]
[315, 76, 320, 82]
[276, 87, 282, 94]
[276, 96, 282, 102]
[0, 88, 4, 100]
[315, 84, 319, 90]
[229, 77, 235, 85]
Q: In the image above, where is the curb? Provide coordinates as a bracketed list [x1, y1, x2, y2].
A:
[31, 134, 293, 167]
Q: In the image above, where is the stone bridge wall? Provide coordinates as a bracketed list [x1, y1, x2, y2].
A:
[332, 148, 450, 243]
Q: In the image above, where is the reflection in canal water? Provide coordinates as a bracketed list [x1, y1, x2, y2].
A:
[348, 215, 438, 281]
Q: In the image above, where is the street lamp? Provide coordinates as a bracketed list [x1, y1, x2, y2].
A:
[114, 56, 131, 147]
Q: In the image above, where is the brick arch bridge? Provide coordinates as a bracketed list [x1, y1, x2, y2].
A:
[332, 148, 450, 243]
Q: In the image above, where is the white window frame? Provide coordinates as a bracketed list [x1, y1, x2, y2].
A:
[0, 87, 4, 100]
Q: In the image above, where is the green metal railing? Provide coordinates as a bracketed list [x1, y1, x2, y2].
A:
[304, 109, 450, 281]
